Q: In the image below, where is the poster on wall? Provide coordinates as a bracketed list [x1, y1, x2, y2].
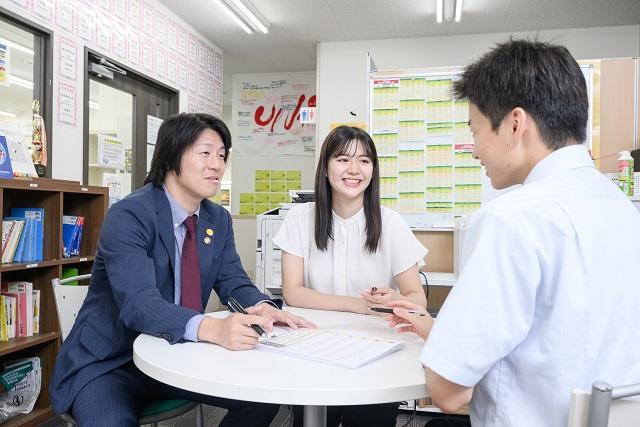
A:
[232, 73, 316, 156]
[58, 81, 77, 127]
[58, 36, 77, 81]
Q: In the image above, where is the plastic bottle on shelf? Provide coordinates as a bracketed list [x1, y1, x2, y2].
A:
[617, 150, 634, 196]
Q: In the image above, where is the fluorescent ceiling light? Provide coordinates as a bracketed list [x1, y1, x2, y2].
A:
[9, 75, 34, 90]
[228, 0, 269, 34]
[454, 0, 463, 22]
[0, 38, 34, 56]
[0, 110, 16, 118]
[212, 0, 253, 34]
[436, 0, 443, 23]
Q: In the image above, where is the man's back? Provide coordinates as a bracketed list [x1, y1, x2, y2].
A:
[426, 145, 640, 427]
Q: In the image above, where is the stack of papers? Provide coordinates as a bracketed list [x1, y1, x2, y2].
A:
[257, 327, 405, 369]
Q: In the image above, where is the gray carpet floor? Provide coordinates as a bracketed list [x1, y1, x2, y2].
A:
[140, 404, 435, 427]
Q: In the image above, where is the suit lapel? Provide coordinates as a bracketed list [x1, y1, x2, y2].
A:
[154, 186, 177, 273]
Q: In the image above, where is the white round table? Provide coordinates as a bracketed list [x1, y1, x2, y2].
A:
[133, 307, 429, 427]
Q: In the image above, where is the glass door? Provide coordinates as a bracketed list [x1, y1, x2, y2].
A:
[87, 79, 133, 205]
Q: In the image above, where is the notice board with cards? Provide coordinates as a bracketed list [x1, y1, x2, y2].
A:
[368, 65, 593, 229]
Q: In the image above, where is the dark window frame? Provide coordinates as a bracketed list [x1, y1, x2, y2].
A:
[0, 6, 53, 177]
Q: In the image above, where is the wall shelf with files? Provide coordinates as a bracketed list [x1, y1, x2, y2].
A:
[0, 178, 108, 426]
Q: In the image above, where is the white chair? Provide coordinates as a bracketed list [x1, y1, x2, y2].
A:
[568, 381, 640, 427]
[52, 274, 203, 427]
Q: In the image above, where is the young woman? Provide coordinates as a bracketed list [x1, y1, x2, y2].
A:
[273, 126, 428, 427]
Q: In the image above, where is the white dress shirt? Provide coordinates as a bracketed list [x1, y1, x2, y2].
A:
[420, 144, 640, 427]
[273, 203, 427, 297]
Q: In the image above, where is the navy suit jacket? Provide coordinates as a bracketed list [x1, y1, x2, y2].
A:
[50, 183, 278, 414]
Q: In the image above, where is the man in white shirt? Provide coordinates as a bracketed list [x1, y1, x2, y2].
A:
[387, 39, 640, 427]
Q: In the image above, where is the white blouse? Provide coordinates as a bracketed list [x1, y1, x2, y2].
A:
[273, 203, 428, 297]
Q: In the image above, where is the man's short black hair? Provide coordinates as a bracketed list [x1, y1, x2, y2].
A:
[144, 113, 231, 187]
[454, 38, 588, 150]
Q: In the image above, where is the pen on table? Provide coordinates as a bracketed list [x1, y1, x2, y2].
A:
[227, 297, 268, 338]
[370, 286, 378, 295]
[370, 307, 428, 317]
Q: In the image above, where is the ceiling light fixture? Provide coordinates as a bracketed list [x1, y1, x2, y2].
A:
[228, 0, 268, 34]
[0, 110, 16, 118]
[436, 0, 463, 23]
[454, 0, 463, 22]
[212, 0, 253, 34]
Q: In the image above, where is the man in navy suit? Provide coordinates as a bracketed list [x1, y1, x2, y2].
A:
[50, 113, 313, 426]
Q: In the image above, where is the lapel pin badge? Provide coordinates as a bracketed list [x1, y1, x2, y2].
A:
[206, 228, 214, 236]
[204, 237, 212, 245]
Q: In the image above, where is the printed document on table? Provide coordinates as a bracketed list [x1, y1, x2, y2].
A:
[257, 327, 405, 369]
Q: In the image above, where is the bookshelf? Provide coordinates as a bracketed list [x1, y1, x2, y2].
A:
[0, 178, 108, 426]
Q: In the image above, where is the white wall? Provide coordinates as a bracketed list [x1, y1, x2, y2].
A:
[317, 25, 640, 145]
[0, 0, 223, 182]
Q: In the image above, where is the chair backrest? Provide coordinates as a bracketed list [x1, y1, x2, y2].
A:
[52, 274, 91, 341]
[568, 382, 640, 427]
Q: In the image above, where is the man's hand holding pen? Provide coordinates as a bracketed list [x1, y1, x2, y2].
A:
[384, 300, 434, 341]
[197, 298, 317, 351]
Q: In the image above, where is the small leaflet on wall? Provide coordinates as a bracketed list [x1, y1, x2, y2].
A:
[178, 27, 187, 57]
[155, 11, 166, 44]
[167, 20, 177, 50]
[198, 72, 205, 99]
[102, 172, 123, 199]
[8, 0, 29, 11]
[206, 47, 214, 74]
[155, 47, 166, 78]
[128, 34, 140, 66]
[188, 34, 197, 63]
[214, 81, 222, 108]
[129, 0, 141, 29]
[77, 7, 96, 43]
[166, 54, 177, 83]
[97, 135, 125, 169]
[113, 28, 127, 60]
[0, 123, 38, 178]
[206, 77, 214, 101]
[214, 52, 222, 79]
[96, 19, 113, 53]
[96, 0, 112, 13]
[59, 36, 77, 81]
[55, 1, 74, 32]
[141, 38, 153, 72]
[32, 0, 53, 21]
[188, 67, 197, 93]
[146, 115, 163, 145]
[114, 0, 127, 22]
[198, 40, 206, 68]
[58, 82, 77, 127]
[178, 62, 187, 89]
[146, 144, 155, 172]
[188, 96, 197, 113]
[141, 2, 154, 37]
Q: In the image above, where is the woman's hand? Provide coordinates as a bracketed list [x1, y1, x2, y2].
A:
[361, 287, 402, 307]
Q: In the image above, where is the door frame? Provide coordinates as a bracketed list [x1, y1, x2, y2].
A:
[82, 47, 179, 187]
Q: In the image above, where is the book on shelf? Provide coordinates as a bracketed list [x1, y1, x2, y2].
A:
[0, 357, 42, 422]
[1, 219, 25, 264]
[62, 215, 85, 258]
[0, 282, 33, 337]
[31, 290, 40, 334]
[10, 208, 44, 262]
[1, 220, 14, 255]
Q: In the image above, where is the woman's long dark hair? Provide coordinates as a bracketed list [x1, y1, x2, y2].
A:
[314, 126, 381, 253]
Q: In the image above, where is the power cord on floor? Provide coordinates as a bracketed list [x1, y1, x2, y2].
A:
[399, 400, 418, 427]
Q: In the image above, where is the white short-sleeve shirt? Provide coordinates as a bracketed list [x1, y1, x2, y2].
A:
[420, 144, 640, 427]
[273, 203, 428, 297]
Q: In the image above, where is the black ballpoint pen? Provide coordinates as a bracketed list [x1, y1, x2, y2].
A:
[227, 297, 268, 337]
[370, 307, 427, 316]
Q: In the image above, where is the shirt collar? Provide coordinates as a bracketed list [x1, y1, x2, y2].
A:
[163, 184, 200, 228]
[524, 144, 594, 185]
[332, 206, 365, 225]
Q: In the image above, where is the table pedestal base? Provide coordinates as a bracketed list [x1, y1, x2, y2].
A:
[303, 405, 327, 427]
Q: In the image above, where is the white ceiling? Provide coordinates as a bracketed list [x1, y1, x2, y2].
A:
[159, 0, 640, 103]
